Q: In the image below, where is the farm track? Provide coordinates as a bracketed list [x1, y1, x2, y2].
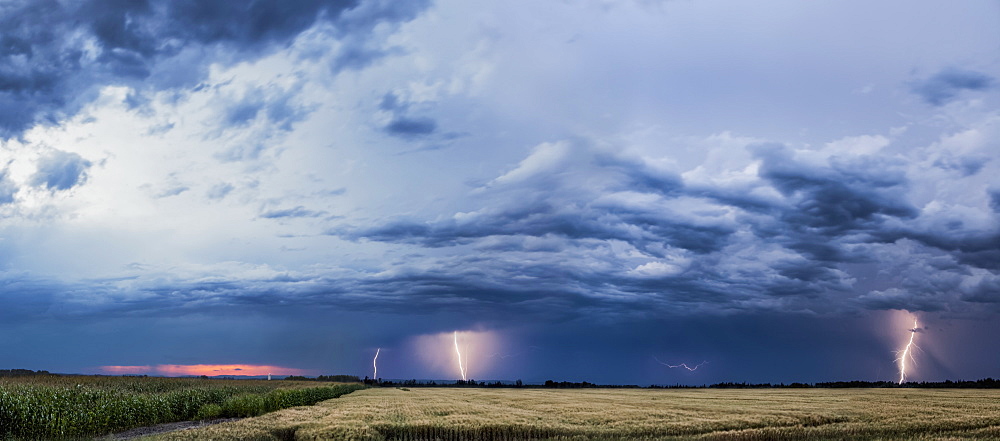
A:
[98, 418, 242, 440]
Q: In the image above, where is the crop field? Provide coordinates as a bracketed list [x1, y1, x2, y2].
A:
[153, 387, 1000, 441]
[0, 375, 363, 440]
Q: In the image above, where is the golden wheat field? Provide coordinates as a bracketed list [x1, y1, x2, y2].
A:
[150, 387, 1000, 441]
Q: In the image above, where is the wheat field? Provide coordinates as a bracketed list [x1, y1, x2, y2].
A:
[152, 387, 1000, 441]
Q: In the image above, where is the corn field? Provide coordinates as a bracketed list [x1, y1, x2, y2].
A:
[155, 387, 1000, 441]
[0, 375, 363, 440]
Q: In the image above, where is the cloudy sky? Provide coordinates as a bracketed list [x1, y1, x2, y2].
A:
[1, 0, 999, 384]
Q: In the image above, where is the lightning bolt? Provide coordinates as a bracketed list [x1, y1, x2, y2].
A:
[895, 318, 919, 385]
[654, 356, 708, 371]
[454, 331, 467, 381]
[373, 348, 380, 380]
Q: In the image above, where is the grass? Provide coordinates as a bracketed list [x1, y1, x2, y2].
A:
[151, 387, 1000, 440]
[0, 375, 363, 440]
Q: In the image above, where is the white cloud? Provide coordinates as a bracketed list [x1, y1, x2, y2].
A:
[628, 260, 688, 278]
[490, 141, 571, 186]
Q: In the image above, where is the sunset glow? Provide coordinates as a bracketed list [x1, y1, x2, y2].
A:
[96, 364, 314, 377]
[100, 365, 153, 375]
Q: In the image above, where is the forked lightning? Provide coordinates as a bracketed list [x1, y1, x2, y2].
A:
[454, 331, 467, 381]
[654, 356, 708, 371]
[895, 318, 919, 384]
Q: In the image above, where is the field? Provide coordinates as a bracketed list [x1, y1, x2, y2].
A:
[152, 387, 1000, 441]
[0, 375, 363, 440]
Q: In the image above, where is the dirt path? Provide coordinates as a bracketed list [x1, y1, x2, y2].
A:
[97, 418, 243, 440]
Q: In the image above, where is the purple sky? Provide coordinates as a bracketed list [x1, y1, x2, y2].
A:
[0, 0, 998, 384]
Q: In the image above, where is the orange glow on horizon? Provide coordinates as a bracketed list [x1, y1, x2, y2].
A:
[96, 364, 315, 376]
[101, 365, 152, 374]
[156, 364, 314, 376]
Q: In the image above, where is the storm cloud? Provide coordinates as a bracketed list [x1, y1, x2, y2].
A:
[30, 150, 92, 191]
[912, 68, 995, 106]
[0, 0, 997, 382]
[337, 137, 999, 317]
[0, 0, 426, 138]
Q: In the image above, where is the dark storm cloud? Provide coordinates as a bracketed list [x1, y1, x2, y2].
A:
[222, 85, 311, 131]
[343, 272, 604, 319]
[989, 188, 1000, 213]
[384, 116, 437, 137]
[891, 229, 1000, 271]
[225, 99, 266, 127]
[330, 141, 997, 317]
[259, 206, 326, 219]
[961, 276, 1000, 303]
[329, 42, 400, 73]
[0, 0, 429, 138]
[0, 284, 57, 322]
[933, 155, 986, 177]
[744, 143, 919, 269]
[593, 152, 684, 196]
[0, 0, 88, 138]
[347, 142, 914, 265]
[339, 195, 733, 255]
[911, 68, 995, 106]
[341, 142, 710, 251]
[752, 143, 917, 237]
[378, 92, 403, 111]
[0, 258, 621, 322]
[143, 0, 345, 48]
[328, 146, 781, 313]
[320, 0, 430, 72]
[378, 92, 439, 138]
[30, 150, 92, 191]
[37, 247, 851, 321]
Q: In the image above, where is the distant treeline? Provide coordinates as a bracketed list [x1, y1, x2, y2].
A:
[367, 378, 1000, 389]
[285, 375, 361, 382]
[0, 369, 52, 377]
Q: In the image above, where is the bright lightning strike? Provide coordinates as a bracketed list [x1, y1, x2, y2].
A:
[895, 318, 919, 385]
[654, 356, 708, 371]
[454, 331, 467, 381]
[373, 348, 380, 380]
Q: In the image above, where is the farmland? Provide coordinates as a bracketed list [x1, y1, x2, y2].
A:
[154, 387, 1000, 440]
[0, 375, 363, 440]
